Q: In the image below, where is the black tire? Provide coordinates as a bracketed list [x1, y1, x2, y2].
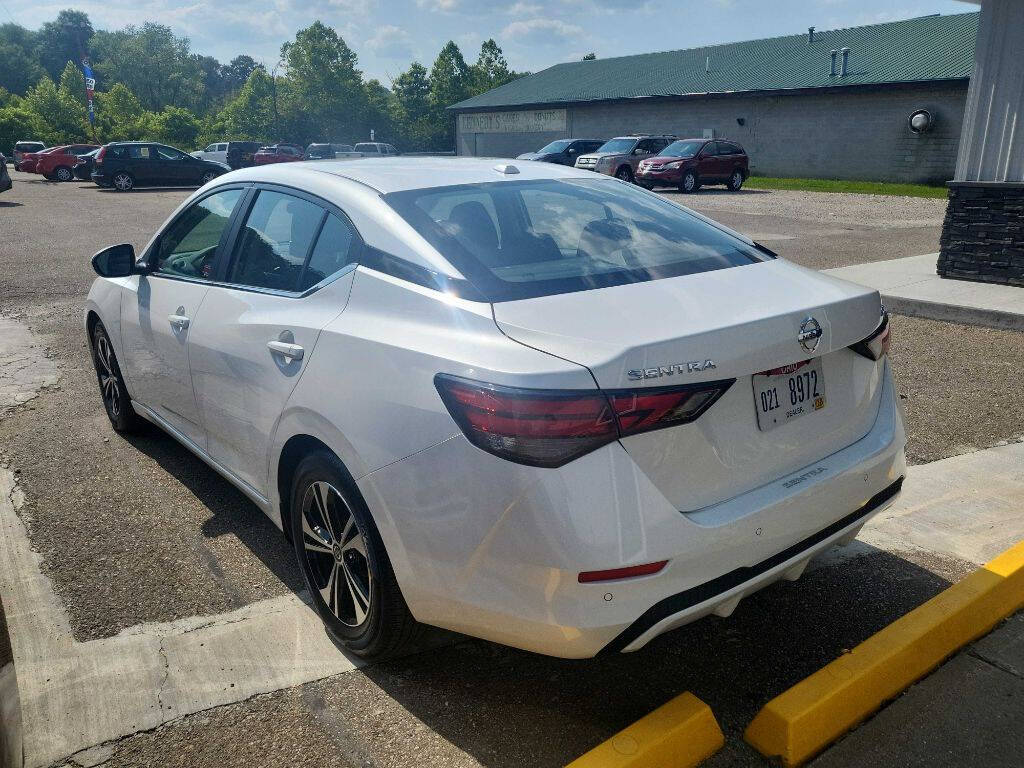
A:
[290, 451, 419, 659]
[727, 169, 744, 191]
[199, 170, 218, 186]
[55, 166, 74, 182]
[680, 170, 699, 193]
[91, 322, 144, 432]
[614, 165, 634, 183]
[112, 172, 134, 191]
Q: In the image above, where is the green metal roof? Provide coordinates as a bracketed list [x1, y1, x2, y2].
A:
[450, 12, 978, 111]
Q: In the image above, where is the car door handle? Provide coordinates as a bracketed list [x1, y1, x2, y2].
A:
[168, 314, 190, 330]
[267, 340, 304, 361]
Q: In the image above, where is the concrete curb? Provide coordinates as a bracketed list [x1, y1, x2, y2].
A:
[881, 294, 1024, 332]
[744, 539, 1024, 766]
[565, 692, 724, 768]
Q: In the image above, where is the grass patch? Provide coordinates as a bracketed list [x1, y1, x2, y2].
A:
[745, 176, 948, 199]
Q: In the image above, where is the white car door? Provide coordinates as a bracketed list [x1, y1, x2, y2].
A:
[119, 187, 246, 447]
[187, 188, 361, 496]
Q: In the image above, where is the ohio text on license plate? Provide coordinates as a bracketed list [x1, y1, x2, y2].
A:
[753, 358, 826, 432]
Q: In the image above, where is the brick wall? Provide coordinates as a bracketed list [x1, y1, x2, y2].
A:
[937, 182, 1024, 286]
[455, 83, 968, 184]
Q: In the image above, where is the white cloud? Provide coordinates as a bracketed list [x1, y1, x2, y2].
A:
[501, 18, 583, 46]
[415, 0, 459, 10]
[366, 24, 415, 58]
[506, 1, 542, 14]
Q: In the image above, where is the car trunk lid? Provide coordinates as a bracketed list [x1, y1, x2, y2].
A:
[493, 259, 886, 510]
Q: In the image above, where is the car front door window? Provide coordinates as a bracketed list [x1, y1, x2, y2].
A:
[155, 189, 243, 280]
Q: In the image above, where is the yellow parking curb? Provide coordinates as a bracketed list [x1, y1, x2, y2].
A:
[744, 539, 1024, 766]
[565, 692, 723, 768]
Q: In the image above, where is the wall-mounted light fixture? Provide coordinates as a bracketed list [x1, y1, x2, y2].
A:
[908, 109, 933, 133]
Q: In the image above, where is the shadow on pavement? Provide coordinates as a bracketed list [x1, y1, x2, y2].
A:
[121, 426, 305, 598]
[0, 202, 22, 208]
[358, 549, 960, 768]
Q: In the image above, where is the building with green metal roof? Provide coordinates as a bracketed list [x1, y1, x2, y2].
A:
[449, 12, 979, 183]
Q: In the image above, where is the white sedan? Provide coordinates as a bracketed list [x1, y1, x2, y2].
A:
[85, 157, 906, 659]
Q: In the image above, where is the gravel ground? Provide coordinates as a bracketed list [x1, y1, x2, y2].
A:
[889, 315, 1024, 464]
[94, 550, 973, 768]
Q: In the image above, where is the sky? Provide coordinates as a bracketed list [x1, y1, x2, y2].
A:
[1, 0, 976, 83]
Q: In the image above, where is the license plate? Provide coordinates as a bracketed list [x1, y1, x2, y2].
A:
[753, 358, 826, 432]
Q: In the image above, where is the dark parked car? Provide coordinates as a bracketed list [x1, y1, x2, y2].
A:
[91, 142, 229, 191]
[0, 153, 11, 194]
[635, 138, 749, 193]
[305, 143, 336, 160]
[516, 138, 605, 166]
[73, 149, 100, 180]
[226, 141, 262, 170]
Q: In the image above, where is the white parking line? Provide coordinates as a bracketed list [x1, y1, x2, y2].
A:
[0, 466, 364, 768]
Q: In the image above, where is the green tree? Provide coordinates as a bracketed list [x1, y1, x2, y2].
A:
[392, 62, 432, 150]
[90, 24, 205, 112]
[363, 78, 398, 144]
[470, 39, 515, 94]
[147, 105, 201, 148]
[582, 52, 597, 60]
[279, 21, 366, 144]
[59, 60, 87, 109]
[0, 104, 45, 154]
[94, 83, 144, 141]
[23, 76, 87, 144]
[35, 9, 93, 80]
[428, 41, 471, 150]
[217, 67, 277, 141]
[222, 56, 260, 95]
[0, 24, 45, 96]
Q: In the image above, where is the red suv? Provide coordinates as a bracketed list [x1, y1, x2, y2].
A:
[33, 144, 99, 181]
[253, 144, 305, 165]
[635, 138, 749, 193]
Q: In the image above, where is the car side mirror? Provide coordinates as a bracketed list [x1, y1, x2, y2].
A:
[91, 243, 136, 278]
[568, 148, 577, 154]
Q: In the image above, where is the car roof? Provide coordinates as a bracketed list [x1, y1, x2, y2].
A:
[221, 156, 613, 194]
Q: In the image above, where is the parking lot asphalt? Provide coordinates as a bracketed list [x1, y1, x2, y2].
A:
[0, 171, 1021, 767]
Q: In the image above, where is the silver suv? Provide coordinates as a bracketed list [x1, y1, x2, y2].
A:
[574, 135, 676, 182]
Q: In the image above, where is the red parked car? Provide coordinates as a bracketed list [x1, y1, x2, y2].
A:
[635, 138, 749, 193]
[253, 144, 305, 165]
[33, 144, 100, 181]
[17, 146, 60, 174]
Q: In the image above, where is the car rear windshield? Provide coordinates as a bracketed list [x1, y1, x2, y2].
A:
[15, 142, 44, 151]
[383, 178, 767, 302]
[661, 140, 705, 158]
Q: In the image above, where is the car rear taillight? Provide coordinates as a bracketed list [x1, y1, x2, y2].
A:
[850, 312, 890, 361]
[95, 146, 106, 165]
[435, 374, 733, 468]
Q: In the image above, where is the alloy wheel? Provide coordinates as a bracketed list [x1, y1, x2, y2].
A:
[113, 173, 133, 191]
[56, 166, 73, 182]
[200, 171, 216, 185]
[730, 171, 743, 190]
[615, 167, 633, 182]
[95, 333, 121, 418]
[683, 172, 697, 192]
[300, 481, 372, 627]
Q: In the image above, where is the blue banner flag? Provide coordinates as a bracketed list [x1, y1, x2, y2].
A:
[81, 59, 96, 125]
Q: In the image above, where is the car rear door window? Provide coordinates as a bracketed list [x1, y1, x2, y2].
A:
[155, 189, 243, 280]
[298, 214, 358, 290]
[128, 145, 153, 160]
[228, 190, 323, 292]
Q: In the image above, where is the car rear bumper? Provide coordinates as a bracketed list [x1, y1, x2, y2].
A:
[358, 360, 906, 658]
[90, 172, 112, 187]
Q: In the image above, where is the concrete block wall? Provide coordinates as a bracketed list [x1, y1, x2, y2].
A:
[456, 83, 967, 184]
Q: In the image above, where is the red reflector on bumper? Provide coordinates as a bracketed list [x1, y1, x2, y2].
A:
[578, 560, 669, 583]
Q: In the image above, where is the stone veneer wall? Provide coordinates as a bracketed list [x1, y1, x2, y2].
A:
[938, 182, 1024, 287]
